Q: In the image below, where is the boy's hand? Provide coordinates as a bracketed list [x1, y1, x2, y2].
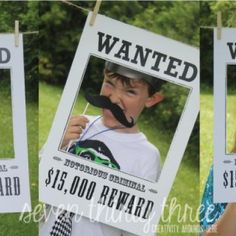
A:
[62, 115, 89, 148]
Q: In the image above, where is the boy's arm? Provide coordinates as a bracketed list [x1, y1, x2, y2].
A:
[61, 115, 89, 148]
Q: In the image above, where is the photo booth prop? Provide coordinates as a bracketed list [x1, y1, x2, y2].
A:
[214, 27, 236, 203]
[0, 33, 31, 212]
[39, 13, 199, 235]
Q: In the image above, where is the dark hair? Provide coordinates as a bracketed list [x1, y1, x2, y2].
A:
[104, 68, 158, 96]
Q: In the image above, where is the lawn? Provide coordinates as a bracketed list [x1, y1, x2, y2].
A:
[0, 80, 14, 158]
[200, 87, 236, 197]
[0, 85, 38, 235]
[39, 81, 199, 236]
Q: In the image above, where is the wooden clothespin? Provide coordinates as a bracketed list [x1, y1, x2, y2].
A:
[217, 11, 222, 40]
[15, 20, 19, 47]
[89, 0, 102, 26]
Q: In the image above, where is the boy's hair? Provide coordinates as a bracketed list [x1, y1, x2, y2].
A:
[104, 62, 165, 96]
[104, 68, 156, 96]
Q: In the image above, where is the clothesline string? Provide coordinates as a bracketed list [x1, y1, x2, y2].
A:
[0, 31, 39, 34]
[60, 0, 91, 13]
[4, 0, 92, 35]
[22, 31, 39, 35]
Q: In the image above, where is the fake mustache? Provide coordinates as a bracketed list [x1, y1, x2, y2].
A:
[85, 94, 135, 128]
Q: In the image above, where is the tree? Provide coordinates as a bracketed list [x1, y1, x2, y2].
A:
[39, 1, 199, 84]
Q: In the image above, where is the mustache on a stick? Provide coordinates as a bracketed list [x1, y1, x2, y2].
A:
[85, 94, 135, 128]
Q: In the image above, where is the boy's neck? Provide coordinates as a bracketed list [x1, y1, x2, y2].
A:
[101, 117, 139, 134]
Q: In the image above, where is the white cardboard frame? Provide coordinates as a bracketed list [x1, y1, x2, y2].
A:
[0, 34, 31, 212]
[214, 28, 236, 203]
[39, 13, 199, 235]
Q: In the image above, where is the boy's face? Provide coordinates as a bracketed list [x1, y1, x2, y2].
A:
[100, 73, 162, 128]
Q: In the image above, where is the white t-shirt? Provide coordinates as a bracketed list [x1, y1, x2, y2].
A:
[40, 116, 161, 236]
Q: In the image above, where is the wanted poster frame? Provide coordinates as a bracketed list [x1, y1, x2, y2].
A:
[39, 13, 199, 235]
[0, 34, 31, 212]
[214, 28, 236, 203]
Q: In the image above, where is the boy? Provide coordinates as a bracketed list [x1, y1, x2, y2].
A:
[40, 61, 164, 236]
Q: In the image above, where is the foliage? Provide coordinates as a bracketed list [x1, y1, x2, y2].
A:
[0, 2, 39, 102]
[210, 1, 236, 27]
[131, 1, 199, 47]
[0, 1, 200, 163]
[200, 1, 236, 27]
[39, 1, 199, 85]
[39, 2, 87, 84]
[0, 3, 200, 164]
[200, 28, 213, 88]
[143, 82, 199, 166]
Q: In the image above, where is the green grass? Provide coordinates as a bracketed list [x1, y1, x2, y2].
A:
[39, 82, 199, 235]
[0, 87, 38, 235]
[39, 82, 64, 148]
[0, 82, 14, 158]
[200, 87, 236, 198]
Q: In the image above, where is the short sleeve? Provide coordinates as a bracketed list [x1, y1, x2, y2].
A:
[141, 148, 161, 182]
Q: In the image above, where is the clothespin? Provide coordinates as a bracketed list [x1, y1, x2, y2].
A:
[89, 0, 102, 26]
[15, 20, 19, 47]
[217, 11, 222, 40]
